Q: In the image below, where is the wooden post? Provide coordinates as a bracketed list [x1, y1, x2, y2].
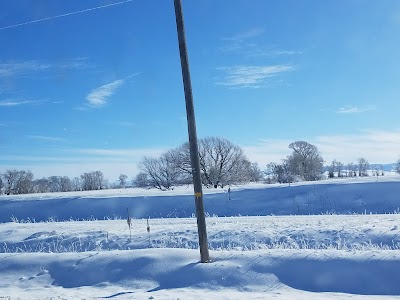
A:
[173, 0, 210, 263]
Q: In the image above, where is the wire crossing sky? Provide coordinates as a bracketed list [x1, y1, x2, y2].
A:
[1, 0, 400, 180]
[0, 0, 134, 31]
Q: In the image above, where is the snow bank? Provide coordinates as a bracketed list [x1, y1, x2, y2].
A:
[1, 249, 400, 299]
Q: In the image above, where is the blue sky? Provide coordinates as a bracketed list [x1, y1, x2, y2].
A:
[1, 0, 400, 181]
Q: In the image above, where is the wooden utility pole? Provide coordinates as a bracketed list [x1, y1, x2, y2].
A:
[173, 0, 210, 263]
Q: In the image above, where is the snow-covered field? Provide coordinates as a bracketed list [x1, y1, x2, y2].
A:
[1, 176, 400, 299]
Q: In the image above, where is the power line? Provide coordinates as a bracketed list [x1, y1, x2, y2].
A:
[0, 0, 134, 31]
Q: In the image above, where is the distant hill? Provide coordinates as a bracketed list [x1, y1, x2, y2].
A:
[323, 163, 397, 173]
[370, 163, 396, 172]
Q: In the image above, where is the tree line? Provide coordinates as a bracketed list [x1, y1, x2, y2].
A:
[134, 137, 262, 190]
[1, 136, 400, 195]
[135, 138, 399, 189]
[265, 141, 392, 184]
[0, 170, 106, 195]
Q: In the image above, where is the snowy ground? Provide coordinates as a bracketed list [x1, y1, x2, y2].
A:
[1, 176, 400, 223]
[1, 176, 400, 299]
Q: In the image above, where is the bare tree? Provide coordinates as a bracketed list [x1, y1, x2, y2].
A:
[60, 176, 72, 192]
[48, 176, 61, 192]
[287, 141, 324, 181]
[33, 178, 49, 193]
[347, 162, 356, 177]
[2, 169, 34, 195]
[81, 171, 104, 191]
[328, 160, 336, 178]
[266, 161, 294, 184]
[396, 158, 400, 175]
[119, 174, 128, 188]
[81, 173, 93, 191]
[357, 157, 369, 177]
[170, 143, 192, 176]
[134, 172, 150, 188]
[14, 170, 34, 194]
[94, 171, 104, 190]
[336, 161, 343, 177]
[3, 169, 19, 195]
[249, 162, 263, 182]
[0, 175, 3, 195]
[72, 177, 81, 191]
[139, 137, 257, 189]
[266, 162, 281, 183]
[140, 157, 164, 190]
[139, 153, 179, 190]
[13, 175, 72, 194]
[193, 137, 253, 187]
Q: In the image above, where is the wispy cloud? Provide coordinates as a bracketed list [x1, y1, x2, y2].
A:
[26, 135, 65, 142]
[222, 28, 265, 43]
[0, 58, 88, 78]
[0, 61, 50, 77]
[216, 64, 294, 88]
[336, 105, 375, 114]
[85, 73, 139, 108]
[219, 28, 301, 57]
[0, 99, 45, 107]
[86, 79, 124, 107]
[57, 58, 88, 70]
[265, 50, 303, 56]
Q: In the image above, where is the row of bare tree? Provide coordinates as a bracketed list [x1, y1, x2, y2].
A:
[0, 170, 105, 195]
[266, 141, 399, 184]
[2, 137, 400, 194]
[327, 158, 374, 178]
[134, 137, 262, 190]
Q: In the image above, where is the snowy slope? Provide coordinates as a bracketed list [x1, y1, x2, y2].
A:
[1, 176, 400, 223]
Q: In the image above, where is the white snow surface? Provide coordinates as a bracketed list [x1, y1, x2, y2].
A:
[1, 176, 400, 299]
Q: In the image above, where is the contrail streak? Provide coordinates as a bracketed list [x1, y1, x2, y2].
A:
[0, 0, 134, 31]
